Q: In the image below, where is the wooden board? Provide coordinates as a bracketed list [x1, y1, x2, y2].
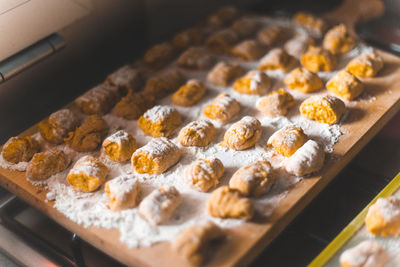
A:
[0, 1, 399, 266]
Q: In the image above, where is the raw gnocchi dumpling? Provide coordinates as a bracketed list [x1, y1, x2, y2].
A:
[229, 160, 274, 197]
[257, 26, 290, 47]
[206, 186, 253, 220]
[138, 105, 182, 137]
[2, 136, 40, 164]
[172, 79, 206, 107]
[256, 89, 295, 117]
[300, 46, 336, 72]
[131, 138, 181, 174]
[365, 196, 400, 237]
[38, 109, 79, 144]
[105, 175, 140, 211]
[203, 93, 241, 123]
[223, 116, 262, 150]
[322, 24, 355, 55]
[144, 69, 184, 99]
[138, 186, 182, 225]
[102, 130, 138, 162]
[177, 47, 215, 70]
[231, 40, 266, 61]
[233, 70, 271, 95]
[184, 157, 224, 192]
[267, 125, 307, 157]
[340, 240, 387, 267]
[326, 70, 364, 101]
[75, 83, 120, 115]
[258, 48, 297, 72]
[178, 120, 216, 147]
[67, 156, 108, 192]
[293, 12, 327, 37]
[284, 67, 323, 93]
[26, 149, 70, 181]
[143, 41, 176, 69]
[106, 65, 144, 92]
[300, 95, 346, 125]
[285, 140, 325, 176]
[232, 17, 260, 38]
[346, 52, 383, 78]
[205, 28, 239, 54]
[207, 61, 243, 86]
[112, 90, 154, 120]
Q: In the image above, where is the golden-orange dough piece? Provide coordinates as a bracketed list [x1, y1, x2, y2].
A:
[177, 47, 215, 70]
[144, 69, 184, 99]
[284, 67, 323, 93]
[105, 175, 140, 211]
[300, 46, 336, 72]
[326, 70, 364, 101]
[229, 160, 274, 197]
[206, 28, 239, 54]
[233, 70, 271, 95]
[293, 12, 327, 37]
[65, 115, 108, 152]
[232, 17, 259, 38]
[206, 186, 253, 220]
[172, 221, 224, 266]
[300, 95, 346, 125]
[131, 138, 181, 175]
[107, 65, 144, 92]
[203, 93, 240, 123]
[138, 186, 182, 225]
[67, 156, 108, 192]
[172, 80, 206, 107]
[232, 39, 266, 61]
[143, 42, 176, 69]
[75, 83, 120, 115]
[184, 157, 224, 192]
[102, 130, 137, 162]
[26, 149, 70, 181]
[365, 196, 400, 237]
[112, 90, 154, 120]
[257, 26, 290, 47]
[178, 120, 216, 147]
[223, 116, 262, 150]
[284, 34, 315, 58]
[38, 109, 79, 144]
[323, 24, 355, 55]
[346, 52, 384, 78]
[340, 240, 387, 267]
[138, 105, 182, 137]
[258, 48, 297, 72]
[256, 89, 295, 117]
[206, 61, 243, 86]
[2, 136, 40, 164]
[267, 125, 307, 157]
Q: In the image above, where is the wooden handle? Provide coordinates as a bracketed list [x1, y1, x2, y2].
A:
[324, 0, 385, 35]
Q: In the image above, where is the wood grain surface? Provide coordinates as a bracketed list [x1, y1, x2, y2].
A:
[1, 0, 399, 266]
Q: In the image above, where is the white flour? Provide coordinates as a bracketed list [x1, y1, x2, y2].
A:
[0, 15, 376, 249]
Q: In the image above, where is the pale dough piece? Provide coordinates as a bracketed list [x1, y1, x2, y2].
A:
[67, 156, 108, 192]
[284, 67, 323, 93]
[207, 61, 243, 86]
[203, 93, 241, 123]
[2, 136, 40, 164]
[233, 70, 271, 95]
[171, 221, 224, 266]
[326, 70, 364, 101]
[107, 65, 144, 92]
[365, 196, 400, 237]
[231, 40, 266, 61]
[205, 28, 239, 54]
[177, 47, 215, 70]
[258, 48, 297, 72]
[75, 83, 120, 115]
[144, 69, 184, 99]
[138, 186, 182, 225]
[143, 41, 176, 69]
[257, 26, 290, 47]
[131, 138, 181, 175]
[284, 140, 325, 176]
[223, 116, 262, 150]
[138, 105, 182, 137]
[300, 95, 346, 125]
[172, 79, 206, 107]
[229, 160, 274, 197]
[26, 149, 70, 181]
[178, 120, 216, 147]
[105, 175, 140, 211]
[206, 186, 253, 220]
[38, 109, 79, 144]
[323, 24, 355, 55]
[293, 12, 327, 38]
[256, 89, 295, 117]
[284, 34, 315, 58]
[184, 157, 224, 192]
[340, 240, 388, 267]
[346, 52, 383, 78]
[102, 130, 138, 162]
[267, 125, 307, 157]
[300, 46, 336, 72]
